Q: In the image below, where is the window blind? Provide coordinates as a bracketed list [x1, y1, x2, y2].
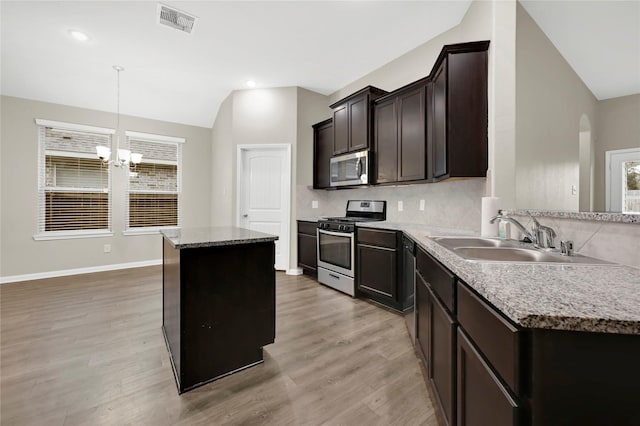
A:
[37, 124, 112, 234]
[127, 136, 182, 229]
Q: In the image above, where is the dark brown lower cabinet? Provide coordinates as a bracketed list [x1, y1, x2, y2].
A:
[457, 329, 520, 426]
[430, 287, 456, 426]
[416, 271, 431, 371]
[413, 245, 640, 426]
[297, 221, 317, 276]
[356, 228, 411, 312]
[357, 244, 396, 299]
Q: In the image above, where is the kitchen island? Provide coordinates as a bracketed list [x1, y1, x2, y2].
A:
[161, 227, 278, 393]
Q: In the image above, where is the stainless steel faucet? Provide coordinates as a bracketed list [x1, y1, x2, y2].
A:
[489, 211, 557, 249]
[530, 216, 557, 249]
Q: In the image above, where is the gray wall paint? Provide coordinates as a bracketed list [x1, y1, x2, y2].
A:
[210, 94, 235, 227]
[515, 3, 598, 212]
[0, 95, 212, 278]
[209, 87, 329, 271]
[594, 94, 640, 211]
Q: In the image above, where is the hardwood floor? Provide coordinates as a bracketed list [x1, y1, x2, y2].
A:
[1, 268, 437, 425]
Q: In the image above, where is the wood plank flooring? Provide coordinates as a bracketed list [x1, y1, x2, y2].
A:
[1, 268, 437, 425]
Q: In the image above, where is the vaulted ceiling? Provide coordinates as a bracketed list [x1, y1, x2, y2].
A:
[2, 1, 638, 128]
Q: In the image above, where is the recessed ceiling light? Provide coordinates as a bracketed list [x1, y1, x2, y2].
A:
[68, 30, 89, 41]
[246, 80, 257, 87]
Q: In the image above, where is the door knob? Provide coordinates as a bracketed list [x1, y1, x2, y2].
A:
[242, 214, 248, 218]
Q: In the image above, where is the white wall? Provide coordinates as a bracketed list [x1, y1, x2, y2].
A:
[515, 3, 598, 211]
[594, 94, 640, 211]
[210, 94, 234, 226]
[0, 96, 212, 279]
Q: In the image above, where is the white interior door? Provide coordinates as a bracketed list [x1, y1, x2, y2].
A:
[606, 148, 640, 213]
[237, 145, 291, 271]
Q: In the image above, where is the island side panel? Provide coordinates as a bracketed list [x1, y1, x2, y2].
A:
[180, 241, 276, 390]
[530, 328, 640, 426]
[162, 238, 182, 385]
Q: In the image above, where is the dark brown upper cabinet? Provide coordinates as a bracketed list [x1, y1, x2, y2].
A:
[312, 118, 333, 189]
[374, 79, 428, 184]
[330, 86, 387, 156]
[429, 41, 489, 181]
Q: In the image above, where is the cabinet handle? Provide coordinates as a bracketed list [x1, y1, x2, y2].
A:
[329, 273, 341, 280]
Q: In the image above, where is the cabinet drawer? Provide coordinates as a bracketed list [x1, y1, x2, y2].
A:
[457, 329, 520, 426]
[357, 228, 397, 249]
[298, 221, 317, 236]
[457, 282, 521, 395]
[416, 247, 455, 313]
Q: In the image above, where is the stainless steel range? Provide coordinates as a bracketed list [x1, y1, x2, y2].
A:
[317, 200, 386, 296]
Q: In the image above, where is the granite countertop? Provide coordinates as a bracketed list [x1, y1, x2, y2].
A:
[297, 217, 322, 223]
[161, 227, 278, 249]
[503, 209, 640, 224]
[357, 222, 640, 335]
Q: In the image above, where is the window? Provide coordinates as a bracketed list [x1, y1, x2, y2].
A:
[124, 131, 184, 234]
[606, 148, 640, 213]
[34, 119, 114, 240]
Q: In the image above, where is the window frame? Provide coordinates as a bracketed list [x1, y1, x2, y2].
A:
[33, 119, 115, 241]
[122, 131, 185, 236]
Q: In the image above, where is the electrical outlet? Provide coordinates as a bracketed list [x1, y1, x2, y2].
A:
[398, 201, 403, 212]
[103, 244, 111, 253]
[419, 199, 425, 211]
[312, 200, 318, 209]
[571, 185, 577, 195]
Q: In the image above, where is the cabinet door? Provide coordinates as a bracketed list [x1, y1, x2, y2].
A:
[374, 98, 398, 184]
[431, 287, 456, 426]
[432, 59, 448, 179]
[333, 104, 349, 155]
[416, 271, 432, 372]
[457, 329, 520, 426]
[349, 96, 368, 151]
[298, 233, 317, 272]
[447, 51, 488, 177]
[357, 244, 397, 300]
[398, 87, 426, 181]
[313, 121, 333, 189]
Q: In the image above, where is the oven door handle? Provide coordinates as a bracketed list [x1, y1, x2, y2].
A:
[318, 229, 353, 238]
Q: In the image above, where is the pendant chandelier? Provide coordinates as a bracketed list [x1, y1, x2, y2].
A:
[96, 65, 142, 168]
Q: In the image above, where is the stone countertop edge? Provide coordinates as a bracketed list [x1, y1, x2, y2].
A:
[297, 217, 321, 223]
[161, 227, 278, 250]
[357, 221, 640, 335]
[503, 209, 639, 224]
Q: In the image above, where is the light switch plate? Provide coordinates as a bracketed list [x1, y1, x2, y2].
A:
[312, 200, 318, 209]
[103, 244, 111, 253]
[398, 201, 403, 212]
[419, 199, 425, 211]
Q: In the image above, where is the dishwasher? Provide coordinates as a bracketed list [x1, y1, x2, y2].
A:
[402, 236, 416, 343]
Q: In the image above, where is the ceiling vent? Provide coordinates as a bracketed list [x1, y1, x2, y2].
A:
[157, 3, 197, 34]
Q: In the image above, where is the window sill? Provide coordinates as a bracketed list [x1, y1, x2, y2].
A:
[33, 230, 114, 241]
[123, 227, 179, 236]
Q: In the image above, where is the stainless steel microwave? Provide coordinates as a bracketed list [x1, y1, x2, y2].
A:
[330, 150, 369, 187]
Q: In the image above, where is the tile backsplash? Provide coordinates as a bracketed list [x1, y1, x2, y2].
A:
[297, 178, 487, 233]
[511, 214, 640, 268]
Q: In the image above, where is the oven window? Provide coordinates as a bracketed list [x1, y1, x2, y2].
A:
[318, 231, 352, 270]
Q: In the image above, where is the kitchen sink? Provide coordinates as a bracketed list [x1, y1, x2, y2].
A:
[433, 237, 526, 249]
[433, 237, 614, 265]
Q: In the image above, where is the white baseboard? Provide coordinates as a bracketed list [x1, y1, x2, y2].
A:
[0, 259, 162, 284]
[286, 268, 303, 276]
